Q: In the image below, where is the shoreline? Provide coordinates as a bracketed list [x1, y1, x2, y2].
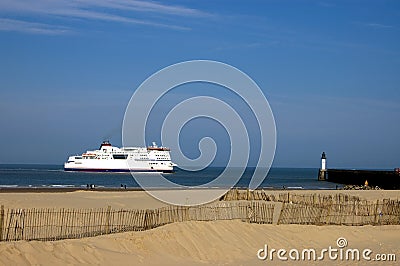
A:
[0, 187, 144, 193]
[0, 186, 396, 194]
[0, 187, 344, 193]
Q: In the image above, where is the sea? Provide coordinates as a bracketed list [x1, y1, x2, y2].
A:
[0, 165, 341, 190]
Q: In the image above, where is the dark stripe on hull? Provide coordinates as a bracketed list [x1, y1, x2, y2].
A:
[64, 168, 174, 173]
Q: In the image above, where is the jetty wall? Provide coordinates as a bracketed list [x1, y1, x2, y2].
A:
[320, 169, 400, 189]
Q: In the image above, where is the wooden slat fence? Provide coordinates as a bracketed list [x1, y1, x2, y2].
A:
[277, 199, 400, 226]
[221, 189, 278, 201]
[221, 189, 400, 226]
[221, 188, 362, 205]
[0, 201, 274, 242]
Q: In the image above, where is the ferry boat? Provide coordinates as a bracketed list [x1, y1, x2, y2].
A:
[64, 141, 177, 173]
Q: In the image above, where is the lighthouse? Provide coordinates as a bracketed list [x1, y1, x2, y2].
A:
[318, 152, 327, 181]
[321, 152, 326, 170]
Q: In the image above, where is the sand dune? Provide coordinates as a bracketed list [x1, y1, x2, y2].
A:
[0, 221, 398, 265]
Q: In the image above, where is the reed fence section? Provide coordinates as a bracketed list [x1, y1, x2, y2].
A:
[221, 189, 362, 204]
[277, 200, 400, 226]
[0, 201, 274, 242]
[222, 189, 400, 226]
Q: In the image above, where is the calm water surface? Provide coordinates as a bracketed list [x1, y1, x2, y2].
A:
[0, 165, 341, 190]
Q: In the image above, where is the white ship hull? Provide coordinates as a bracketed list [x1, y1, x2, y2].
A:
[64, 141, 176, 173]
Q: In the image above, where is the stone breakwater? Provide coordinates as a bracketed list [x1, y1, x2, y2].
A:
[343, 185, 381, 190]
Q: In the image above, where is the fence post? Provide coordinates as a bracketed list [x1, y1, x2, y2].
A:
[0, 205, 4, 241]
[277, 202, 285, 225]
[106, 206, 111, 234]
[325, 202, 332, 225]
[374, 200, 379, 225]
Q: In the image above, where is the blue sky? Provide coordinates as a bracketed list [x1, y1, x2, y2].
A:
[0, 0, 399, 168]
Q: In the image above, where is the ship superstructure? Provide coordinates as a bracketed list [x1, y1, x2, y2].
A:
[64, 141, 176, 173]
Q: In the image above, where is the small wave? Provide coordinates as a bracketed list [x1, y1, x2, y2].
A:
[0, 185, 18, 188]
[0, 167, 63, 172]
[49, 185, 76, 188]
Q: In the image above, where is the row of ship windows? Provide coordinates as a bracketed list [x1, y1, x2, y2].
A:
[77, 155, 129, 160]
[75, 155, 170, 160]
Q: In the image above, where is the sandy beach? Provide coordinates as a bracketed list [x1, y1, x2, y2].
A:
[1, 189, 399, 209]
[0, 190, 399, 265]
